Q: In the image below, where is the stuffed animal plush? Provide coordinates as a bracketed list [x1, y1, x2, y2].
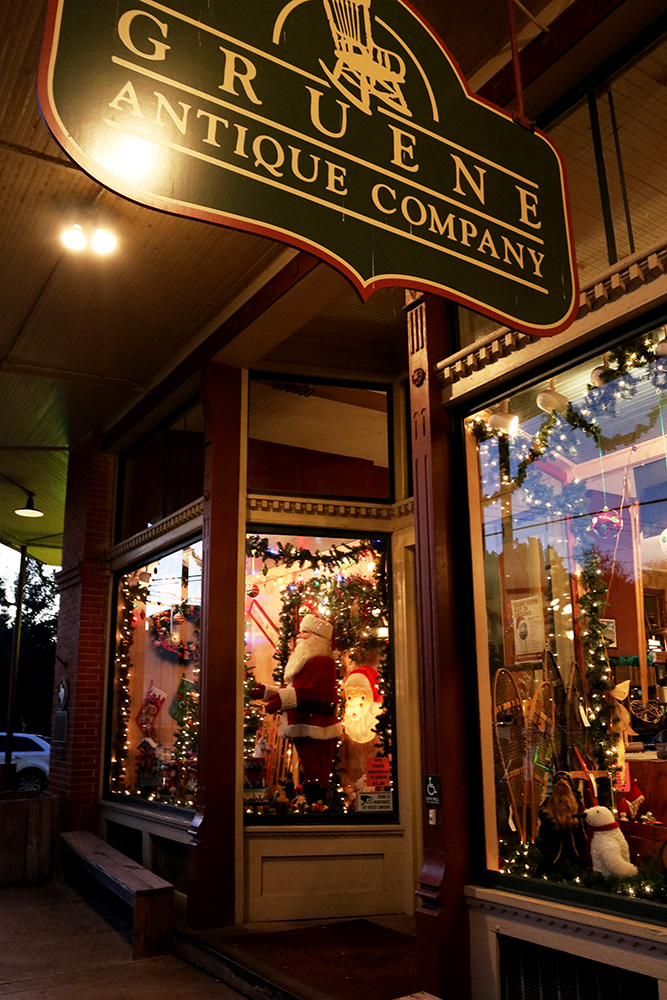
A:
[584, 805, 638, 878]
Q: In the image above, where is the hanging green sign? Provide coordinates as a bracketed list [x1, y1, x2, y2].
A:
[39, 0, 579, 336]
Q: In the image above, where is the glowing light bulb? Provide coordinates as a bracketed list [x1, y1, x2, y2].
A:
[92, 228, 116, 253]
[62, 224, 86, 250]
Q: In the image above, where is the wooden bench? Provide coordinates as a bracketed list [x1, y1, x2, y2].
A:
[60, 829, 174, 959]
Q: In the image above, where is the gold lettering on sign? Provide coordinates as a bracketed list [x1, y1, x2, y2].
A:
[388, 125, 419, 173]
[219, 47, 262, 105]
[428, 206, 456, 240]
[326, 162, 348, 195]
[516, 186, 541, 229]
[290, 147, 321, 184]
[253, 135, 285, 176]
[307, 87, 349, 138]
[451, 155, 486, 205]
[118, 11, 170, 61]
[108, 80, 146, 119]
[154, 92, 191, 134]
[372, 183, 397, 214]
[196, 110, 229, 147]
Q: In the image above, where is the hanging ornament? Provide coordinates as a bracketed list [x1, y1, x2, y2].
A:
[591, 441, 623, 538]
[246, 582, 260, 598]
[591, 507, 623, 539]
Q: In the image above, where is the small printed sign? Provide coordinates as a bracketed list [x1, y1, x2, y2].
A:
[511, 596, 545, 664]
[367, 756, 391, 787]
[424, 774, 440, 806]
[357, 791, 393, 812]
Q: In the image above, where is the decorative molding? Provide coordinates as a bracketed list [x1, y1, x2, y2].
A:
[465, 886, 667, 957]
[107, 499, 204, 567]
[247, 494, 415, 526]
[107, 494, 416, 569]
[438, 241, 667, 388]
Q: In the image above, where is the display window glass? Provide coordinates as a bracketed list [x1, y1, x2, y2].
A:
[116, 400, 204, 541]
[247, 378, 392, 501]
[243, 530, 395, 823]
[108, 540, 202, 808]
[469, 326, 667, 904]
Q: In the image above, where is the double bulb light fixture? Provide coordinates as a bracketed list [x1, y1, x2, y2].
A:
[61, 223, 116, 254]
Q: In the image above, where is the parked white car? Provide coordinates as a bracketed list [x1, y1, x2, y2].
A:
[0, 733, 50, 792]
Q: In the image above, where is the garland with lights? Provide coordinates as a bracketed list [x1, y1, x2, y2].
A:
[503, 840, 667, 903]
[246, 535, 376, 575]
[109, 573, 151, 793]
[172, 667, 200, 763]
[578, 547, 617, 772]
[470, 402, 601, 489]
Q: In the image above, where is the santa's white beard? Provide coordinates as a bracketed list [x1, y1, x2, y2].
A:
[284, 634, 332, 684]
[343, 702, 381, 743]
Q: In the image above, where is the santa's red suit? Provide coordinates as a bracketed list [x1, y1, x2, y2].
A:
[254, 614, 342, 799]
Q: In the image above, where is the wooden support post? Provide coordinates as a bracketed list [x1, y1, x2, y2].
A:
[187, 362, 244, 929]
[406, 292, 472, 1000]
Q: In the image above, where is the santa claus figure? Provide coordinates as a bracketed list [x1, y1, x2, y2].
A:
[251, 614, 343, 804]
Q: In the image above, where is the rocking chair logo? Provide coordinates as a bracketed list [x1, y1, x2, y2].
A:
[38, 0, 578, 336]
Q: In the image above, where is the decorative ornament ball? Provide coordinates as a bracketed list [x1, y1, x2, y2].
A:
[591, 508, 623, 539]
[660, 529, 667, 554]
[173, 612, 185, 625]
[590, 366, 607, 387]
[246, 583, 260, 598]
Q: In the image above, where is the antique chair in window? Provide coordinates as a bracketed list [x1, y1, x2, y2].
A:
[320, 0, 411, 116]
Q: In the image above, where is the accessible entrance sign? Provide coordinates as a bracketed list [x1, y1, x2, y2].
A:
[39, 0, 578, 336]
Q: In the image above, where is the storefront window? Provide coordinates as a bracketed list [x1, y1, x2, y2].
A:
[116, 401, 204, 540]
[469, 326, 667, 902]
[243, 531, 395, 822]
[108, 541, 202, 808]
[247, 379, 392, 501]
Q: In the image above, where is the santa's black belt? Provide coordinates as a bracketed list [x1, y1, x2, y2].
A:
[296, 700, 337, 715]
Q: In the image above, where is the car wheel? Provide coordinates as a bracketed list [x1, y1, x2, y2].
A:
[17, 768, 47, 793]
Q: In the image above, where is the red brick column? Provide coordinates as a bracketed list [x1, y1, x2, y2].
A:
[51, 434, 116, 832]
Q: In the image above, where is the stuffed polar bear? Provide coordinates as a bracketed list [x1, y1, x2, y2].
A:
[584, 805, 638, 878]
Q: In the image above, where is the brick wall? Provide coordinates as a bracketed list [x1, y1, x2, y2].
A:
[52, 434, 117, 832]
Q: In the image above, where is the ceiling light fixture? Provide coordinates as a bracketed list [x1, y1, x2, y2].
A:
[61, 224, 87, 250]
[536, 378, 569, 413]
[14, 493, 44, 518]
[61, 223, 117, 254]
[488, 410, 519, 436]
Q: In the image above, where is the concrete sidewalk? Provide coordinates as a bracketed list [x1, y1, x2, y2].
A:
[0, 878, 245, 1000]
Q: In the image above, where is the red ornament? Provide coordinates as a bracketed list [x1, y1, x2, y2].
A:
[247, 583, 260, 598]
[591, 508, 623, 539]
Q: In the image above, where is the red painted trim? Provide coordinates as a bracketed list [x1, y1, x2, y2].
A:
[37, 0, 579, 339]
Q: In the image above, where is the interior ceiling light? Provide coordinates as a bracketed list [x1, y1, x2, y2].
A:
[536, 379, 569, 414]
[488, 410, 519, 436]
[91, 228, 116, 254]
[14, 493, 44, 518]
[61, 224, 86, 250]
